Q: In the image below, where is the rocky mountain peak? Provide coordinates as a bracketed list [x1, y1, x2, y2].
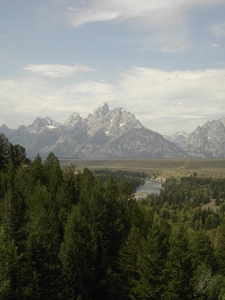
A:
[45, 116, 60, 129]
[183, 117, 225, 157]
[1, 104, 224, 158]
[27, 117, 46, 133]
[88, 102, 109, 121]
[64, 112, 83, 127]
[0, 124, 12, 136]
[86, 103, 143, 138]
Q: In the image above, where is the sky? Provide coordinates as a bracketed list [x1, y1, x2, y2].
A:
[0, 0, 225, 135]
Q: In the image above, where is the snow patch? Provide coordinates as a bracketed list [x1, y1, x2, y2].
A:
[46, 125, 57, 129]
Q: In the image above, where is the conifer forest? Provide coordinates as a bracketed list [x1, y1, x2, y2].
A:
[1, 132, 225, 300]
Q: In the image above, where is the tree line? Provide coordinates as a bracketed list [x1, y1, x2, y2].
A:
[92, 169, 147, 191]
[0, 133, 225, 299]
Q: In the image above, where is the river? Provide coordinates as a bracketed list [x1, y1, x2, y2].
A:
[134, 179, 162, 199]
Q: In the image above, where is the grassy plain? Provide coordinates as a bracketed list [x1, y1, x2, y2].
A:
[59, 158, 225, 179]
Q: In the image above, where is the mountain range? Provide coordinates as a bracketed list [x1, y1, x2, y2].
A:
[1, 103, 224, 158]
[165, 117, 225, 158]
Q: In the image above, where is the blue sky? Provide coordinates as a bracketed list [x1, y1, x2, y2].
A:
[0, 0, 225, 135]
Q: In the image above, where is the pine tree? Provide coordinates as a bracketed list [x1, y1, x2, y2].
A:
[43, 152, 63, 196]
[131, 218, 171, 300]
[118, 225, 141, 299]
[59, 206, 98, 300]
[79, 167, 95, 211]
[191, 230, 217, 299]
[0, 225, 22, 300]
[0, 225, 11, 299]
[0, 133, 11, 170]
[27, 154, 44, 187]
[216, 219, 225, 274]
[163, 224, 194, 300]
[25, 185, 61, 299]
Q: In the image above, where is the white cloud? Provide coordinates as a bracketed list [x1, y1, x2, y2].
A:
[0, 67, 224, 134]
[210, 43, 220, 48]
[161, 45, 192, 52]
[115, 67, 225, 133]
[208, 22, 225, 38]
[64, 0, 224, 49]
[67, 0, 224, 28]
[23, 63, 93, 77]
[69, 9, 121, 27]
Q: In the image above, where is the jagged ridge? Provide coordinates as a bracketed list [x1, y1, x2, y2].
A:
[2, 103, 224, 158]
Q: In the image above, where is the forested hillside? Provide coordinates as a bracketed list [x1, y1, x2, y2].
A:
[0, 132, 225, 299]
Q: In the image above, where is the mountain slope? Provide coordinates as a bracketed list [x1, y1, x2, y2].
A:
[164, 132, 190, 149]
[0, 103, 188, 158]
[184, 118, 225, 157]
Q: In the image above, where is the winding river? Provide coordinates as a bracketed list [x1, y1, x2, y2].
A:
[135, 179, 162, 199]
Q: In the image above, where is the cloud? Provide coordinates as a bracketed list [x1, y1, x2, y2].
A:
[23, 63, 93, 77]
[115, 67, 225, 132]
[210, 43, 220, 48]
[69, 9, 121, 27]
[67, 0, 224, 28]
[0, 67, 224, 134]
[161, 45, 192, 52]
[208, 22, 225, 38]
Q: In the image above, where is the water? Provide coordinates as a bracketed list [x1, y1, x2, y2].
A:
[135, 179, 162, 199]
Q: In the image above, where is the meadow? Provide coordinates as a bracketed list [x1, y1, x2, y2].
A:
[59, 158, 225, 179]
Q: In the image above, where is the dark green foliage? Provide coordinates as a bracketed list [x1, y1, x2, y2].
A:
[27, 154, 45, 186]
[190, 230, 218, 299]
[60, 206, 98, 300]
[93, 169, 147, 192]
[0, 133, 30, 171]
[25, 185, 61, 299]
[130, 219, 171, 300]
[0, 133, 11, 170]
[216, 220, 225, 274]
[1, 140, 225, 299]
[163, 224, 194, 300]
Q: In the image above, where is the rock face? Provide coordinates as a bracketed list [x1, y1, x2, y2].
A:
[166, 118, 225, 157]
[0, 124, 14, 136]
[0, 103, 187, 158]
[164, 131, 190, 149]
[184, 118, 225, 157]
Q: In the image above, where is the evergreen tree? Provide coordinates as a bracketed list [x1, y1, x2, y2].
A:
[191, 230, 217, 299]
[61, 163, 79, 206]
[0, 225, 22, 300]
[25, 185, 61, 299]
[0, 133, 11, 170]
[131, 218, 171, 300]
[27, 154, 44, 187]
[79, 167, 95, 218]
[163, 224, 194, 300]
[0, 225, 11, 299]
[43, 152, 63, 196]
[10, 144, 30, 167]
[118, 226, 141, 299]
[60, 206, 97, 300]
[216, 219, 225, 275]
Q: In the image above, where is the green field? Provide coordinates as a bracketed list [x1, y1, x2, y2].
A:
[59, 158, 225, 179]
